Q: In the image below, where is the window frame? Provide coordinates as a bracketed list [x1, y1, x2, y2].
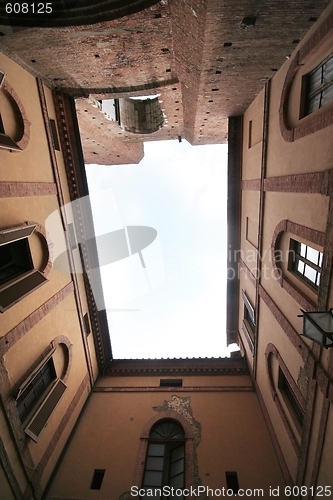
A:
[288, 238, 322, 290]
[142, 420, 185, 498]
[278, 367, 304, 430]
[0, 223, 48, 312]
[302, 52, 333, 117]
[241, 289, 256, 355]
[15, 346, 67, 442]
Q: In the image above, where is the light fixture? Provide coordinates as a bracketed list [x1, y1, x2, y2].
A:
[299, 309, 333, 348]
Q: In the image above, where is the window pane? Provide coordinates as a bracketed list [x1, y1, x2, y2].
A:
[306, 247, 319, 265]
[297, 261, 305, 274]
[300, 244, 306, 258]
[147, 444, 165, 456]
[322, 84, 333, 106]
[169, 472, 184, 488]
[316, 273, 321, 286]
[319, 252, 323, 267]
[309, 68, 322, 92]
[143, 471, 163, 487]
[304, 264, 316, 284]
[308, 93, 321, 113]
[323, 57, 333, 83]
[170, 458, 184, 477]
[171, 445, 184, 461]
[146, 457, 164, 471]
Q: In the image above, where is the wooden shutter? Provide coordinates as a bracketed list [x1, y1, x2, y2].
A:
[0, 223, 36, 246]
[24, 379, 67, 442]
[0, 270, 47, 312]
[0, 132, 22, 151]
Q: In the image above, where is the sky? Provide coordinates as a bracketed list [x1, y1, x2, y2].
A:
[85, 139, 235, 359]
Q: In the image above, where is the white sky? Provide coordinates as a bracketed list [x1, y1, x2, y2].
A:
[86, 139, 235, 359]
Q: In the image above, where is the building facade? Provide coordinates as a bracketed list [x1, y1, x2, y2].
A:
[0, 0, 333, 499]
[227, 1, 333, 489]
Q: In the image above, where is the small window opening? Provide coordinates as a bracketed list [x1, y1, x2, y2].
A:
[240, 16, 256, 29]
[160, 379, 183, 387]
[49, 119, 60, 151]
[90, 469, 106, 490]
[0, 239, 33, 287]
[226, 472, 239, 493]
[83, 313, 91, 335]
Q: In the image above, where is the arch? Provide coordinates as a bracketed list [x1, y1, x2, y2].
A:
[132, 411, 195, 492]
[51, 335, 73, 383]
[270, 220, 325, 310]
[265, 343, 305, 457]
[1, 80, 31, 151]
[2, 0, 161, 27]
[25, 221, 52, 277]
[279, 10, 333, 142]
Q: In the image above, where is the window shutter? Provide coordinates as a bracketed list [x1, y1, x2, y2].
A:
[0, 270, 47, 312]
[16, 348, 57, 401]
[0, 223, 36, 245]
[0, 132, 22, 151]
[241, 289, 256, 325]
[24, 379, 67, 442]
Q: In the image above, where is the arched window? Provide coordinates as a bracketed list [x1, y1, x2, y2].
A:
[271, 220, 325, 310]
[0, 76, 30, 151]
[14, 336, 71, 442]
[142, 420, 185, 498]
[279, 10, 333, 142]
[0, 222, 50, 312]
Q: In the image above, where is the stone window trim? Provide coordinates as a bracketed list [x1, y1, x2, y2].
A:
[279, 10, 333, 142]
[265, 343, 305, 457]
[0, 221, 52, 313]
[270, 220, 325, 310]
[13, 336, 72, 442]
[132, 411, 195, 495]
[0, 78, 31, 151]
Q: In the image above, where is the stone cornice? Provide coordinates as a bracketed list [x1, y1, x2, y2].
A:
[105, 356, 248, 376]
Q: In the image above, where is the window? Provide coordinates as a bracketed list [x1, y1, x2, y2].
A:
[278, 368, 304, 428]
[266, 344, 305, 455]
[289, 239, 323, 289]
[160, 379, 182, 387]
[15, 348, 67, 442]
[142, 420, 185, 499]
[49, 118, 60, 150]
[83, 313, 91, 335]
[241, 290, 256, 355]
[90, 469, 106, 490]
[0, 223, 48, 312]
[0, 238, 33, 287]
[226, 472, 239, 494]
[16, 358, 56, 423]
[304, 53, 333, 115]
